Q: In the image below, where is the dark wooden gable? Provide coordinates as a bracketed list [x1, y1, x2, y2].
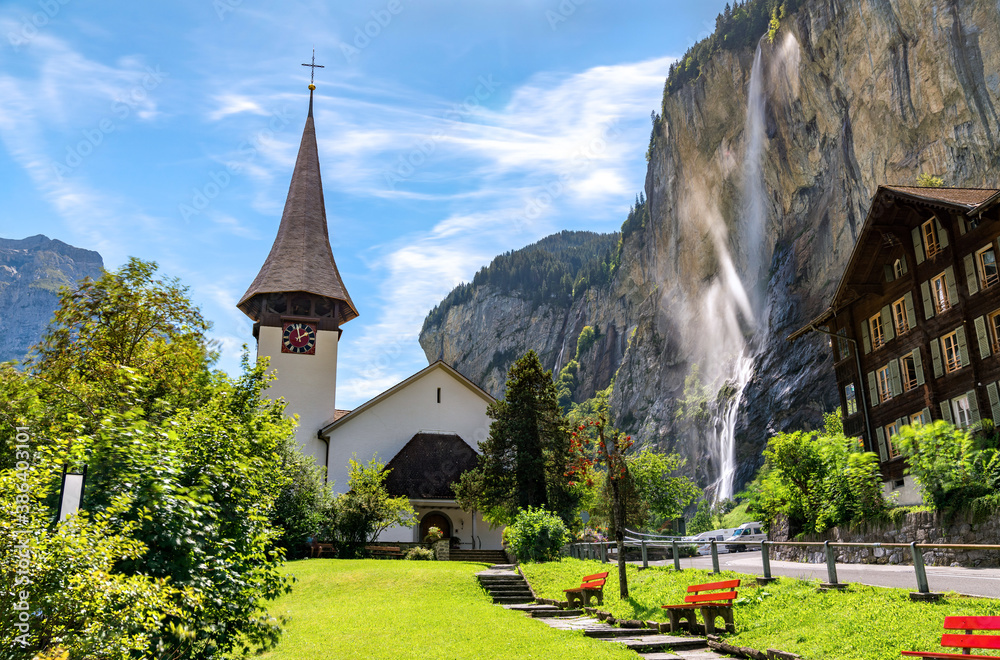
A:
[382, 433, 479, 499]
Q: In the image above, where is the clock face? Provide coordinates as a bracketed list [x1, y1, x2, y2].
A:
[281, 322, 317, 355]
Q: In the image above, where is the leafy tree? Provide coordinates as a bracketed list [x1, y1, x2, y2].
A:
[461, 351, 579, 526]
[744, 409, 885, 536]
[687, 499, 714, 535]
[0, 258, 300, 658]
[895, 421, 980, 509]
[629, 449, 699, 528]
[271, 445, 336, 559]
[332, 456, 416, 556]
[916, 172, 945, 187]
[503, 507, 570, 563]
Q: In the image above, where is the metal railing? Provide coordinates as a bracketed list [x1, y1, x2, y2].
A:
[566, 538, 1000, 596]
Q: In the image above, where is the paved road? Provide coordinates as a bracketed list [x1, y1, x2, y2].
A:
[638, 551, 1000, 599]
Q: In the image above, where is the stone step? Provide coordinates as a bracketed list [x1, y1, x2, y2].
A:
[477, 575, 523, 582]
[530, 609, 584, 618]
[584, 627, 660, 638]
[492, 595, 535, 604]
[484, 585, 531, 592]
[505, 604, 562, 612]
[615, 635, 709, 653]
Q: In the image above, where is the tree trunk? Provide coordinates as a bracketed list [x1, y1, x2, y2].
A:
[608, 439, 628, 598]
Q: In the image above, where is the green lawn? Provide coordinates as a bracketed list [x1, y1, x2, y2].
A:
[521, 559, 1000, 660]
[259, 559, 635, 660]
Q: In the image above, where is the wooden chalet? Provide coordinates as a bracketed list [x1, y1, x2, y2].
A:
[789, 185, 1000, 496]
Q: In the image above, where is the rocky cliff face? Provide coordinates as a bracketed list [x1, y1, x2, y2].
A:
[0, 235, 104, 364]
[422, 0, 1000, 495]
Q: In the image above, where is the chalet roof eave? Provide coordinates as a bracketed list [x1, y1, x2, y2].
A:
[786, 307, 833, 342]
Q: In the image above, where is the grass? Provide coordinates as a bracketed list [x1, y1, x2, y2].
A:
[521, 559, 1000, 660]
[258, 559, 636, 660]
[718, 501, 757, 529]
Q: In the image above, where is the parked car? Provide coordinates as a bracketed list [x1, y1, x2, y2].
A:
[724, 522, 766, 552]
[690, 528, 737, 555]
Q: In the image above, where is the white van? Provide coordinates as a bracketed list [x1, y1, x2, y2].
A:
[691, 528, 737, 555]
[724, 522, 766, 552]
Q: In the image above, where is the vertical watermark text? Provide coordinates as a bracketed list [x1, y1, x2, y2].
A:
[12, 426, 33, 647]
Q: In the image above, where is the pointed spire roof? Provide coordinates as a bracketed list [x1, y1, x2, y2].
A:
[238, 89, 358, 325]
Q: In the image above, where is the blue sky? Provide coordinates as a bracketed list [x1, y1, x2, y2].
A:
[0, 0, 729, 408]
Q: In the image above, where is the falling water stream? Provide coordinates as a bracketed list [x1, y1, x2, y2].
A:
[706, 42, 768, 501]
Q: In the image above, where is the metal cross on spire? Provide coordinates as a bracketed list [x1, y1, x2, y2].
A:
[302, 49, 324, 88]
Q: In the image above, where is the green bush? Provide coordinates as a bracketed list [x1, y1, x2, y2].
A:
[404, 547, 436, 561]
[504, 507, 571, 563]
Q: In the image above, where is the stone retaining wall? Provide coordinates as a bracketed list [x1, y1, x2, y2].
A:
[771, 510, 1000, 567]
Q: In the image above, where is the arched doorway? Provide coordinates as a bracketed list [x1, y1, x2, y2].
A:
[420, 512, 451, 542]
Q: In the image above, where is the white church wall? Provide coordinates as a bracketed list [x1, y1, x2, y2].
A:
[376, 503, 504, 550]
[324, 365, 491, 494]
[258, 325, 338, 468]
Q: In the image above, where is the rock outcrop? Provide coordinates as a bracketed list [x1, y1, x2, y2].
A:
[0, 235, 104, 364]
[422, 0, 1000, 494]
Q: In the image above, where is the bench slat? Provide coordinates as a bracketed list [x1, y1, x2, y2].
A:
[902, 652, 1000, 659]
[941, 633, 1000, 650]
[686, 591, 738, 604]
[583, 572, 609, 581]
[944, 616, 1000, 632]
[687, 579, 740, 593]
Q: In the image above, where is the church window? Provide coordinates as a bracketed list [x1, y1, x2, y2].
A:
[844, 383, 857, 416]
[437, 387, 441, 404]
[892, 297, 909, 335]
[876, 365, 892, 404]
[942, 331, 961, 373]
[869, 313, 884, 350]
[900, 352, 918, 392]
[922, 219, 941, 258]
[977, 244, 998, 289]
[932, 272, 950, 313]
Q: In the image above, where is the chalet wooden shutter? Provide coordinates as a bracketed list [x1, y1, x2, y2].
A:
[889, 360, 902, 396]
[945, 266, 959, 305]
[959, 217, 968, 235]
[975, 316, 992, 359]
[931, 338, 943, 378]
[957, 325, 970, 367]
[900, 255, 908, 275]
[965, 253, 980, 295]
[913, 348, 925, 386]
[881, 305, 894, 342]
[936, 217, 949, 249]
[861, 321, 871, 354]
[968, 390, 982, 427]
[988, 382, 1000, 424]
[867, 371, 878, 405]
[912, 227, 925, 264]
[921, 407, 931, 424]
[904, 292, 916, 330]
[884, 264, 895, 283]
[921, 280, 934, 319]
[940, 399, 954, 424]
[875, 427, 889, 462]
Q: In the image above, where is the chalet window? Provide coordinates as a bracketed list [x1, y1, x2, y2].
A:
[884, 421, 900, 458]
[932, 272, 951, 313]
[877, 365, 892, 403]
[900, 352, 919, 392]
[892, 297, 909, 335]
[845, 383, 858, 416]
[836, 329, 850, 360]
[869, 313, 885, 350]
[952, 395, 972, 428]
[909, 410, 927, 426]
[942, 331, 962, 373]
[991, 310, 1000, 352]
[978, 245, 999, 289]
[922, 219, 941, 258]
[893, 258, 905, 279]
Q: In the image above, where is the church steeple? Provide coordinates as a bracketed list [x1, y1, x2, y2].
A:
[237, 84, 358, 328]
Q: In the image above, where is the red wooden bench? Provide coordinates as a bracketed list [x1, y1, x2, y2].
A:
[309, 540, 335, 558]
[564, 571, 609, 607]
[661, 579, 740, 635]
[902, 616, 1000, 659]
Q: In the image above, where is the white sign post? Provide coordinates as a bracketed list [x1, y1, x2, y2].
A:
[57, 465, 87, 522]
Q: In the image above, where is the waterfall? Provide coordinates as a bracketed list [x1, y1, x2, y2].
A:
[705, 41, 768, 502]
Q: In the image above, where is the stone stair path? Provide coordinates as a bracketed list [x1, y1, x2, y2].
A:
[450, 549, 509, 564]
[480, 564, 730, 659]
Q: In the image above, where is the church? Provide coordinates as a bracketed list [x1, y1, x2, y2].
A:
[235, 80, 503, 551]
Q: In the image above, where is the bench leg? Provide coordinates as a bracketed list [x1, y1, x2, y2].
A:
[666, 608, 698, 635]
[700, 606, 734, 635]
